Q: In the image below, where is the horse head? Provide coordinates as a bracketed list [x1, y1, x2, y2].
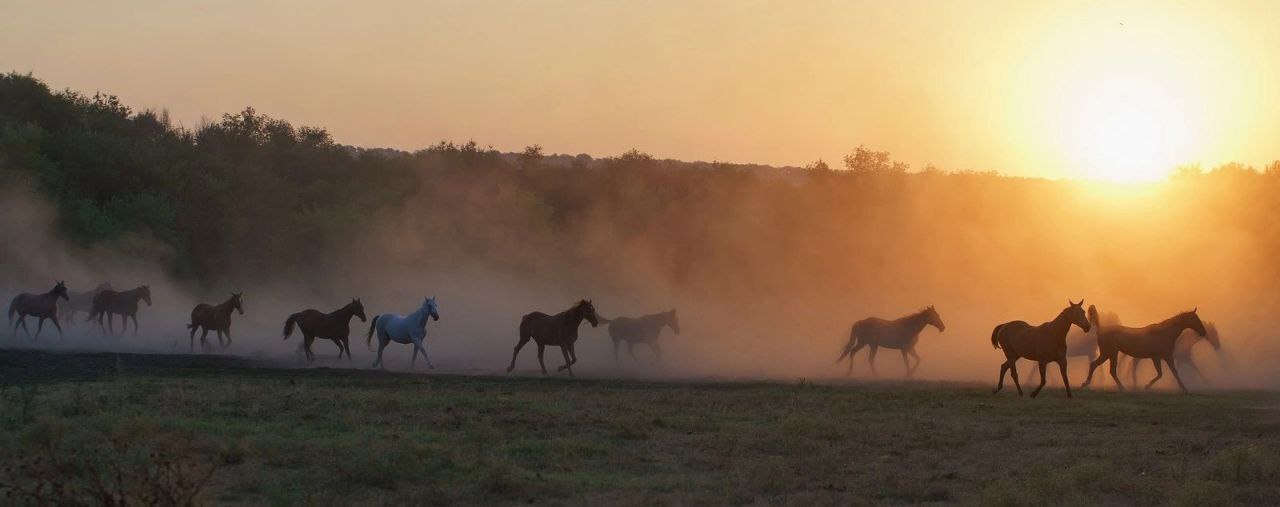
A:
[925, 305, 945, 332]
[1183, 308, 1207, 337]
[425, 296, 440, 321]
[53, 281, 69, 301]
[1064, 299, 1090, 332]
[140, 285, 152, 306]
[579, 299, 600, 327]
[351, 298, 368, 322]
[231, 292, 244, 315]
[1203, 321, 1221, 350]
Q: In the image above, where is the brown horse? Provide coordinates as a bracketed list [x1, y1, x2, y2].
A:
[990, 300, 1091, 398]
[87, 285, 153, 336]
[506, 299, 600, 377]
[1123, 321, 1221, 387]
[60, 282, 112, 324]
[283, 298, 367, 362]
[1082, 308, 1206, 393]
[188, 292, 244, 352]
[1026, 305, 1120, 384]
[602, 309, 679, 365]
[8, 281, 70, 340]
[837, 306, 945, 377]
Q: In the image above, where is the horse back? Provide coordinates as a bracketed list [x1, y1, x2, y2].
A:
[607, 317, 652, 343]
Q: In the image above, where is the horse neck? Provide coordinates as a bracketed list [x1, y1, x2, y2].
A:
[216, 297, 237, 316]
[126, 288, 145, 302]
[903, 311, 932, 332]
[1159, 315, 1196, 342]
[332, 305, 357, 321]
[1047, 311, 1074, 338]
[409, 305, 431, 326]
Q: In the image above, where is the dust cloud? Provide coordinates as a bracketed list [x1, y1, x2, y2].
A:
[3, 167, 1280, 391]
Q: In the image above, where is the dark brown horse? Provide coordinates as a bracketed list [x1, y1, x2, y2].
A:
[1026, 305, 1120, 384]
[837, 306, 945, 377]
[9, 281, 70, 340]
[990, 300, 1091, 398]
[188, 292, 244, 351]
[1082, 308, 1206, 393]
[87, 285, 152, 336]
[506, 299, 600, 377]
[1123, 321, 1221, 387]
[602, 309, 679, 365]
[60, 282, 112, 324]
[283, 298, 367, 362]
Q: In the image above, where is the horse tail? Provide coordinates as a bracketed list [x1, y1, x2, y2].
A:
[366, 315, 380, 350]
[283, 313, 300, 340]
[7, 296, 18, 325]
[991, 323, 1004, 350]
[836, 323, 859, 363]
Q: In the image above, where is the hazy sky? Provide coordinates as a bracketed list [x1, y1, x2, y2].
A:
[3, 1, 1278, 179]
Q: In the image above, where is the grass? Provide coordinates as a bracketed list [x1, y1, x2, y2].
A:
[1, 349, 1278, 505]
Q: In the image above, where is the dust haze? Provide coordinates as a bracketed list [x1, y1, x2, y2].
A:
[4, 164, 1280, 391]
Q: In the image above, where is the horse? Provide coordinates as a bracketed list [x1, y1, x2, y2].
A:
[60, 282, 112, 324]
[188, 292, 244, 352]
[367, 296, 440, 369]
[8, 281, 70, 340]
[506, 299, 600, 377]
[283, 298, 367, 363]
[601, 309, 679, 365]
[990, 300, 1091, 398]
[1082, 308, 1207, 393]
[1026, 305, 1120, 384]
[87, 285, 152, 337]
[1123, 321, 1221, 387]
[836, 306, 945, 377]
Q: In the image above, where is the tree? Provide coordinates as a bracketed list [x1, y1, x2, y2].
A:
[518, 144, 544, 169]
[842, 145, 908, 174]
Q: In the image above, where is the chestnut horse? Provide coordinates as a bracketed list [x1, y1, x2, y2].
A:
[506, 299, 600, 377]
[188, 292, 244, 351]
[1082, 308, 1206, 393]
[837, 306, 945, 377]
[87, 285, 152, 336]
[602, 309, 680, 365]
[990, 300, 1091, 398]
[283, 298, 367, 362]
[8, 281, 70, 340]
[1123, 321, 1221, 387]
[1026, 305, 1120, 384]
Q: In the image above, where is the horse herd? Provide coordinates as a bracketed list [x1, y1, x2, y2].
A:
[9, 282, 1216, 396]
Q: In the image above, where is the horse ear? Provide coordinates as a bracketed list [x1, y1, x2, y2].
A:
[1193, 307, 1198, 313]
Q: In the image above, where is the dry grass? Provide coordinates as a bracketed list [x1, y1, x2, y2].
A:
[1, 349, 1278, 505]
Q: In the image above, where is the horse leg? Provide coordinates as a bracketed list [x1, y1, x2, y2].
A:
[1030, 361, 1049, 398]
[507, 335, 531, 373]
[993, 361, 1010, 394]
[845, 342, 866, 376]
[50, 318, 64, 341]
[223, 328, 233, 349]
[1107, 355, 1125, 391]
[558, 344, 580, 372]
[650, 342, 662, 363]
[130, 314, 139, 337]
[33, 317, 45, 340]
[1009, 361, 1023, 396]
[106, 313, 115, 336]
[343, 337, 352, 362]
[627, 342, 638, 363]
[536, 344, 548, 376]
[1166, 359, 1189, 394]
[1082, 353, 1109, 388]
[1126, 356, 1139, 388]
[867, 345, 879, 377]
[303, 335, 316, 362]
[612, 339, 621, 366]
[334, 338, 346, 361]
[18, 316, 32, 340]
[374, 336, 390, 368]
[907, 348, 920, 377]
[416, 338, 433, 369]
[189, 325, 198, 351]
[200, 328, 211, 352]
[1057, 358, 1073, 398]
[559, 346, 574, 378]
[1144, 358, 1163, 390]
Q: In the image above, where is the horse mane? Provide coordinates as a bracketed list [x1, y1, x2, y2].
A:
[1154, 310, 1198, 327]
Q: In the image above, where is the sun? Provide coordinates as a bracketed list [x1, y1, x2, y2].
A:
[1057, 74, 1190, 182]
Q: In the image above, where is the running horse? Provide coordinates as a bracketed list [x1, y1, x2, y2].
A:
[1123, 321, 1221, 387]
[1026, 305, 1119, 384]
[602, 309, 679, 365]
[60, 282, 112, 325]
[283, 298, 367, 363]
[990, 300, 1091, 398]
[87, 285, 152, 337]
[188, 292, 245, 351]
[367, 296, 441, 369]
[1082, 307, 1207, 393]
[837, 306, 945, 377]
[8, 281, 70, 340]
[506, 299, 601, 377]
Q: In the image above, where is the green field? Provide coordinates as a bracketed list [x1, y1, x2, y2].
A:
[1, 349, 1278, 505]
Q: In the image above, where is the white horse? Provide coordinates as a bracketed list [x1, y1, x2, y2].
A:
[367, 296, 440, 369]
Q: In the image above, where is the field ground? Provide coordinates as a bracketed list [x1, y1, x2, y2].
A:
[1, 348, 1279, 505]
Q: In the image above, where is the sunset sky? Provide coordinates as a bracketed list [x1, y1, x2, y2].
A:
[3, 1, 1278, 180]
